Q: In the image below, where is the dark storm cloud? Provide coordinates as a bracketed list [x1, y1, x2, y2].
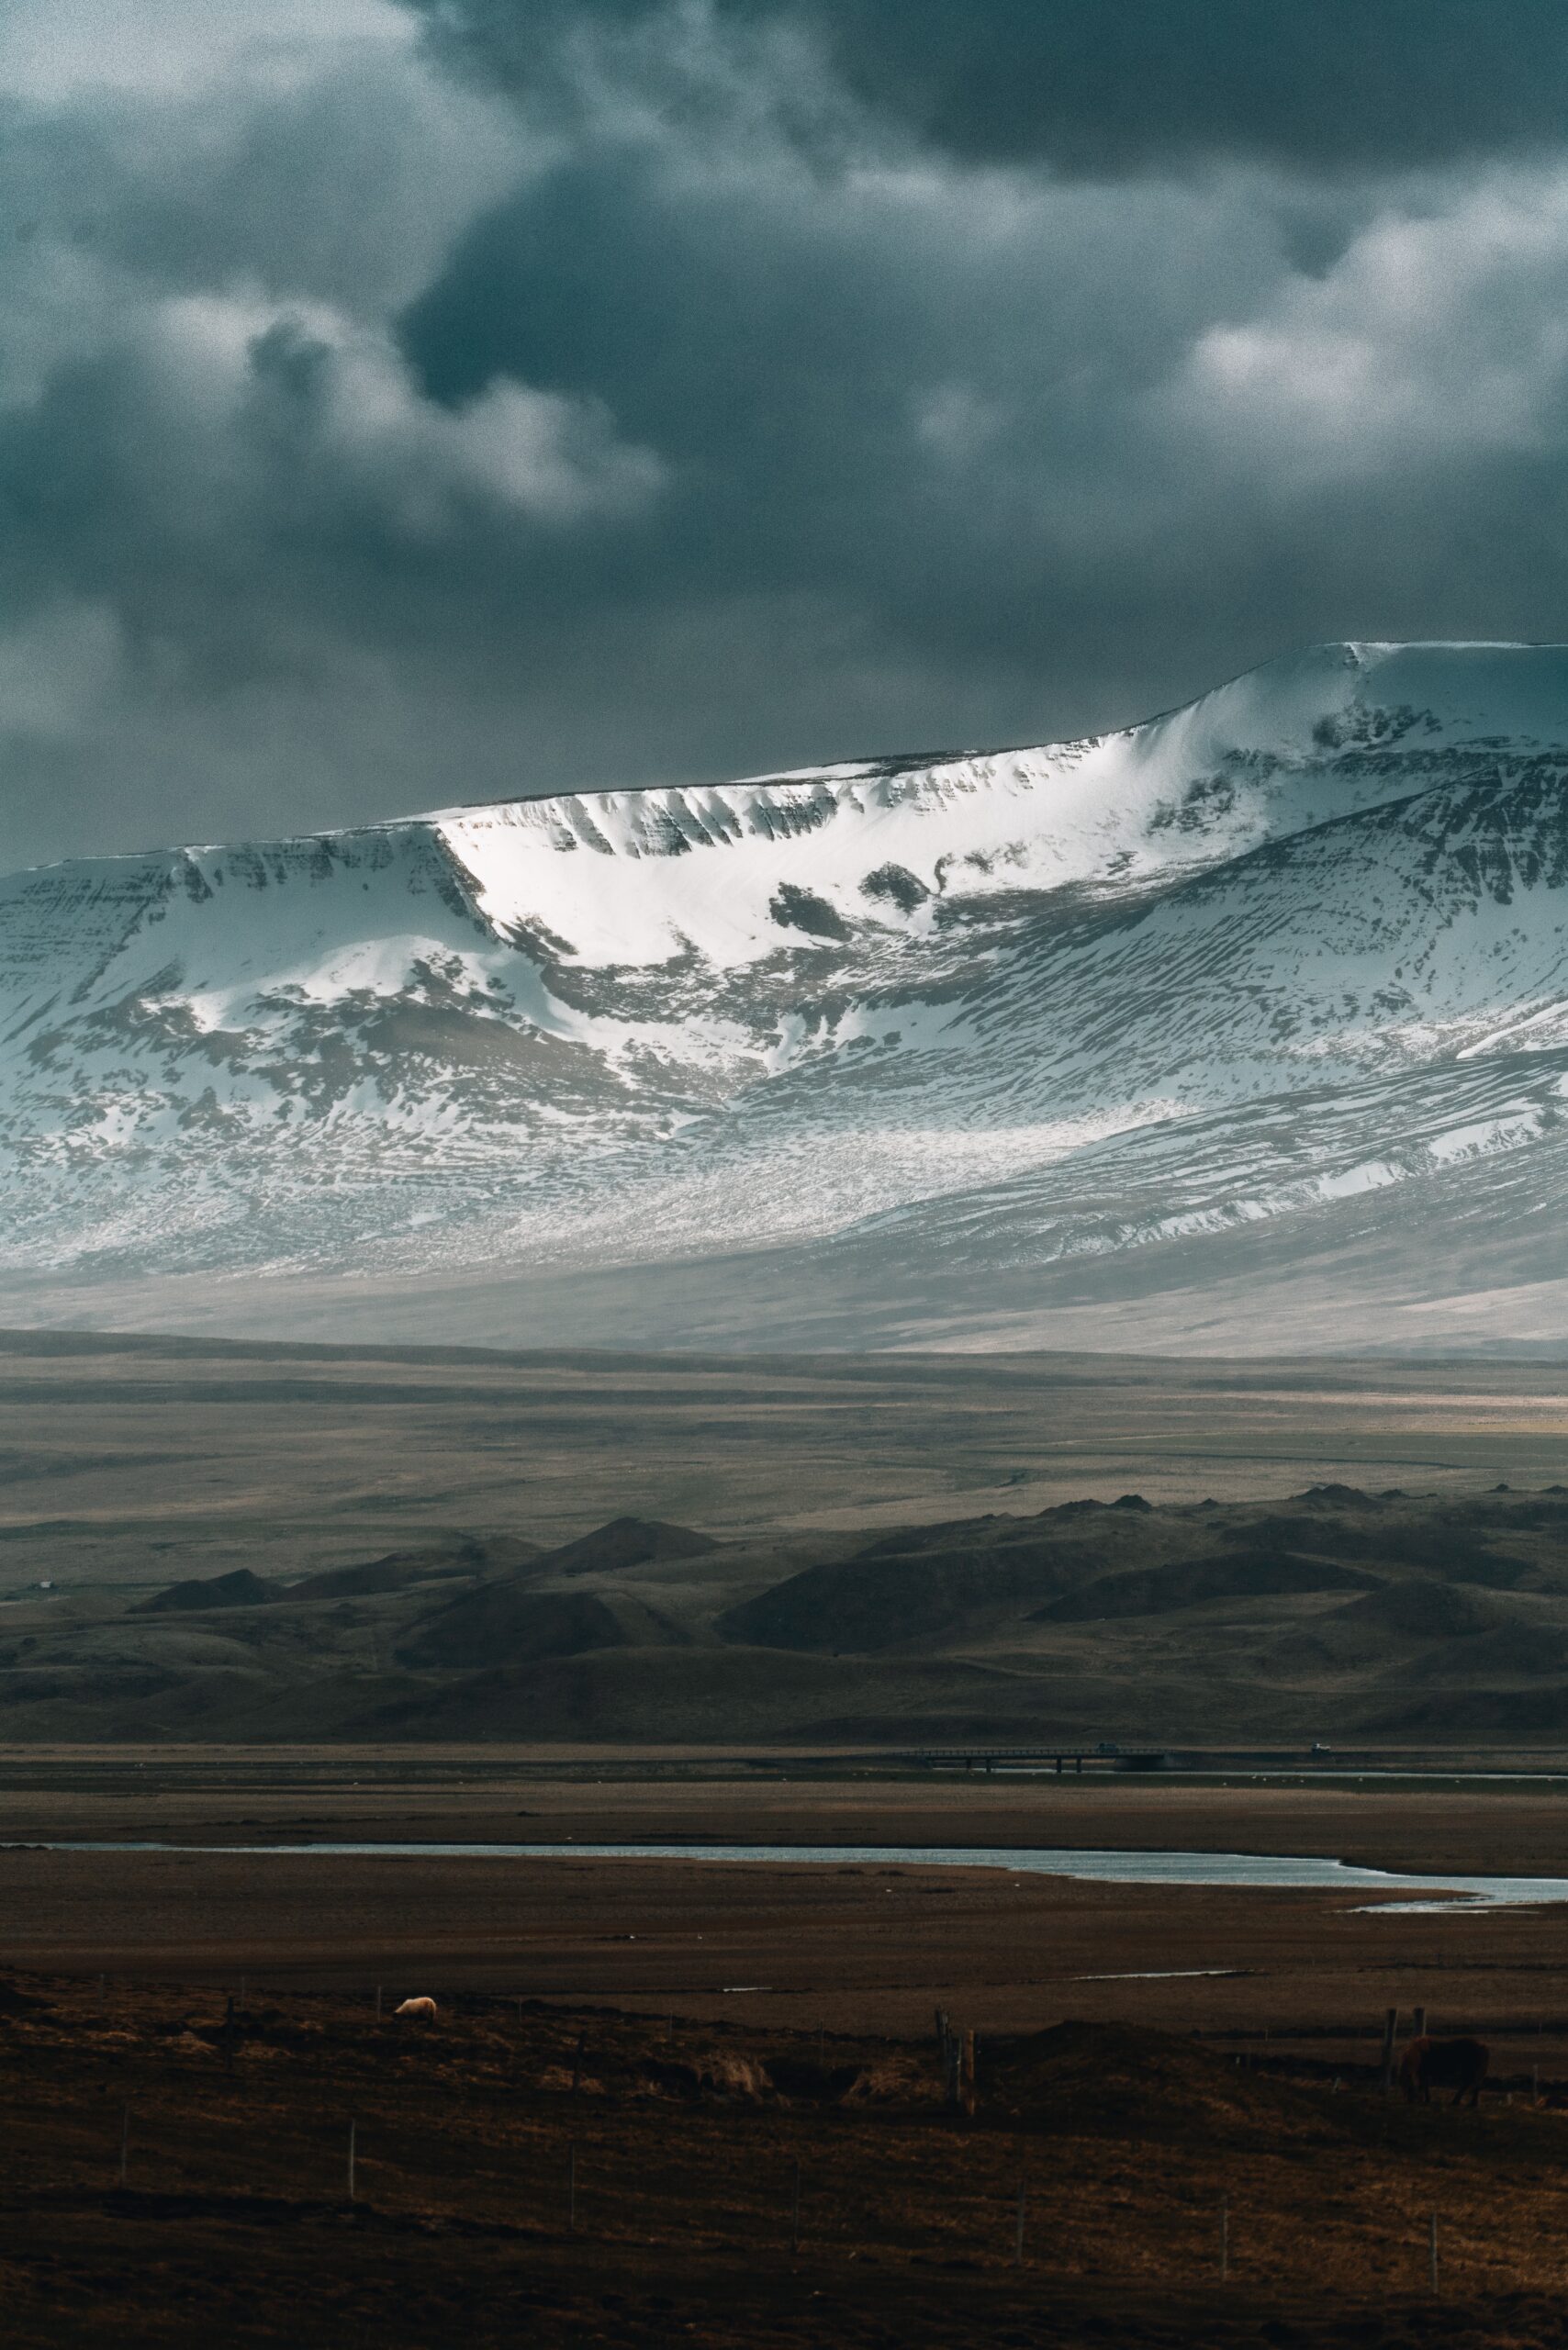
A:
[4, 0, 1568, 869]
[389, 134, 1568, 721]
[396, 144, 1267, 672]
[409, 0, 1568, 177]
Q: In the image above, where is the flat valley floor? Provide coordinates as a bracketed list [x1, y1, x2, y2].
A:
[10, 1762, 1568, 2031]
[8, 1328, 1568, 1592]
[7, 1762, 1568, 2345]
[7, 1337, 1568, 2339]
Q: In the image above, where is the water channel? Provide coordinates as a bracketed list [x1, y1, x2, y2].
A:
[20, 1841, 1568, 1910]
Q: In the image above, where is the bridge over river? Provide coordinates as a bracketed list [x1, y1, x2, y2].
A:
[910, 1747, 1172, 1774]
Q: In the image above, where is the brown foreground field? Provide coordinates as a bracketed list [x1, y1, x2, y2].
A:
[7, 1769, 1568, 2343]
[6, 1965, 1568, 2348]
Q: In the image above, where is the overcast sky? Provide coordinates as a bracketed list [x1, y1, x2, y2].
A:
[4, 0, 1568, 867]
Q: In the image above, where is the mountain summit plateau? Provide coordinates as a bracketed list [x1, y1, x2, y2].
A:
[6, 640, 1568, 1351]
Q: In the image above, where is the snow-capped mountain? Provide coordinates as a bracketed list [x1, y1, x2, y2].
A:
[6, 638, 1568, 1351]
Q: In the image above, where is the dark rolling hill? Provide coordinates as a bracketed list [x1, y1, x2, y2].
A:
[10, 1486, 1568, 1745]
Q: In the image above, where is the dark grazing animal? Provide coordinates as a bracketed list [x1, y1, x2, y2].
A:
[1398, 2034, 1489, 2106]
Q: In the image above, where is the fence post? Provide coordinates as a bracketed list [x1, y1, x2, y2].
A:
[1379, 2008, 1399, 2094]
[1413, 2005, 1428, 2042]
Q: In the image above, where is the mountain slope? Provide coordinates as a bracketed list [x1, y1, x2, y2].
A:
[5, 638, 1568, 1350]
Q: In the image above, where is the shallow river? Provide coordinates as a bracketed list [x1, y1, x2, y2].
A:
[22, 1841, 1568, 1911]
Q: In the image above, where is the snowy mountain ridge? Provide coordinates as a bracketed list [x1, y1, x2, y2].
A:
[6, 639, 1568, 1352]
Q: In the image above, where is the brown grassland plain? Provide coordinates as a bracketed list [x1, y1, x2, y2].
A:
[6, 1962, 1568, 2350]
[6, 1330, 1568, 1592]
[6, 1769, 1568, 2345]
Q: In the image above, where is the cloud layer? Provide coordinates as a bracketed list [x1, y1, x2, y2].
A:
[2, 0, 1567, 867]
[416, 0, 1568, 176]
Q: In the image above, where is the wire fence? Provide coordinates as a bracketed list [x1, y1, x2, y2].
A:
[10, 1986, 1568, 2303]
